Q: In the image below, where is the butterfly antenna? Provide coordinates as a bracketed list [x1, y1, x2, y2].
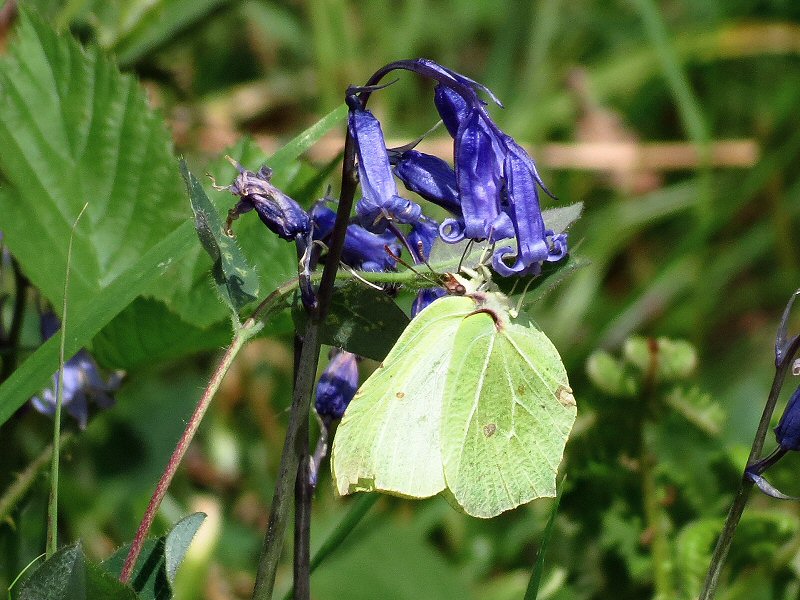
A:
[384, 245, 440, 286]
[457, 240, 474, 273]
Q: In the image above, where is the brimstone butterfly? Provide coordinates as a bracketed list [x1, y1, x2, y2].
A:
[331, 270, 576, 518]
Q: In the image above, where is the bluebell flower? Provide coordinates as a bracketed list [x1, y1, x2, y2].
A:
[390, 149, 461, 216]
[361, 58, 568, 277]
[310, 202, 401, 272]
[347, 93, 422, 232]
[214, 158, 311, 241]
[407, 216, 440, 263]
[315, 349, 360, 423]
[31, 312, 123, 430]
[746, 384, 800, 500]
[775, 384, 800, 451]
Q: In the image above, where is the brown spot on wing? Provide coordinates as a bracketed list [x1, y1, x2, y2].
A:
[557, 385, 576, 407]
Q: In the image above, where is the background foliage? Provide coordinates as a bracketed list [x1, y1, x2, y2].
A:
[1, 0, 799, 598]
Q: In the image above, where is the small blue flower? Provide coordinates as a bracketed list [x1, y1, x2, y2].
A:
[347, 93, 422, 232]
[215, 158, 311, 241]
[775, 384, 800, 451]
[390, 149, 461, 216]
[310, 202, 401, 272]
[31, 312, 122, 430]
[746, 384, 800, 500]
[407, 216, 440, 263]
[315, 349, 360, 423]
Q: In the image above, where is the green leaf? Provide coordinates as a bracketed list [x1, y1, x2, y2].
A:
[182, 159, 259, 315]
[0, 98, 345, 426]
[623, 336, 698, 382]
[102, 512, 206, 600]
[159, 125, 346, 330]
[0, 9, 188, 320]
[80, 0, 233, 67]
[90, 297, 232, 370]
[18, 543, 138, 600]
[585, 350, 639, 398]
[293, 285, 410, 361]
[164, 512, 206, 586]
[310, 513, 471, 600]
[0, 220, 195, 427]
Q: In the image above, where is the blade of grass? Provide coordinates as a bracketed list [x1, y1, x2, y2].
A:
[0, 431, 74, 523]
[45, 202, 87, 558]
[524, 478, 565, 600]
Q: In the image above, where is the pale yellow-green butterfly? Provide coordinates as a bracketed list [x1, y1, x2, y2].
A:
[331, 266, 575, 518]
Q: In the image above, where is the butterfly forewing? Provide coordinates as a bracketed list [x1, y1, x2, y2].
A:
[332, 296, 476, 498]
[442, 313, 575, 518]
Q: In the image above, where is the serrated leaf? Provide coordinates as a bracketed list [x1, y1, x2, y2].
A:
[102, 513, 206, 600]
[0, 219, 195, 426]
[0, 97, 345, 425]
[293, 285, 410, 361]
[0, 9, 187, 319]
[181, 159, 259, 314]
[18, 543, 138, 600]
[157, 131, 342, 329]
[665, 386, 725, 436]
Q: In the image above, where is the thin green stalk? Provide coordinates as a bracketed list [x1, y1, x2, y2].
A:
[46, 202, 87, 558]
[7, 552, 45, 600]
[120, 317, 261, 582]
[524, 480, 565, 600]
[699, 340, 800, 600]
[637, 338, 674, 600]
[0, 431, 73, 523]
[642, 425, 673, 600]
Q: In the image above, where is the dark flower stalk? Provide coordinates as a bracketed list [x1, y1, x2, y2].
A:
[701, 288, 800, 600]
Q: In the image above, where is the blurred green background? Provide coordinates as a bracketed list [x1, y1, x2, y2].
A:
[1, 0, 800, 598]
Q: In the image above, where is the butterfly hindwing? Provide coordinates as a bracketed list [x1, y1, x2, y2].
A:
[442, 311, 576, 518]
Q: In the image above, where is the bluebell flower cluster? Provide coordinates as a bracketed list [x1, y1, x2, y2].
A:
[31, 312, 123, 429]
[220, 59, 568, 319]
